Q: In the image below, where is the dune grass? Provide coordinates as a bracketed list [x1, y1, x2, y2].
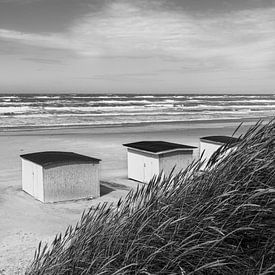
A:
[27, 120, 275, 275]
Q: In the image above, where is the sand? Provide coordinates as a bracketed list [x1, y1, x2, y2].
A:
[0, 120, 255, 274]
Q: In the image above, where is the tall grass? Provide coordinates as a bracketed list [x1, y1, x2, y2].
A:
[27, 120, 275, 275]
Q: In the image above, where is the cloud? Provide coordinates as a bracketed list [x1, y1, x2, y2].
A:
[0, 1, 274, 73]
[22, 57, 63, 64]
[0, 0, 38, 3]
[0, 29, 70, 49]
[71, 2, 275, 70]
[71, 1, 199, 56]
[0, 28, 102, 56]
[76, 72, 158, 80]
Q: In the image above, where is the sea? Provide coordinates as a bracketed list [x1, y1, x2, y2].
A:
[0, 94, 274, 130]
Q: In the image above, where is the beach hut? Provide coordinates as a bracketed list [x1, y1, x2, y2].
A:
[20, 151, 101, 203]
[199, 136, 239, 169]
[123, 141, 197, 183]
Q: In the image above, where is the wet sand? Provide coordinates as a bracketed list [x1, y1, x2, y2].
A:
[0, 121, 255, 274]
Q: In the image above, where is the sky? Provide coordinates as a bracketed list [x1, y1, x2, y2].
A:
[0, 0, 274, 93]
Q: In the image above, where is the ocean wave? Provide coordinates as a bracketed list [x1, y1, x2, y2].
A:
[0, 114, 268, 129]
[175, 104, 275, 110]
[0, 96, 19, 99]
[0, 94, 274, 128]
[0, 110, 272, 122]
[1, 110, 250, 118]
[1, 104, 274, 116]
[33, 96, 61, 99]
[0, 106, 34, 114]
[1, 97, 274, 105]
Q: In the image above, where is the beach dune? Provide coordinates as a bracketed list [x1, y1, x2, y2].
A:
[0, 121, 255, 274]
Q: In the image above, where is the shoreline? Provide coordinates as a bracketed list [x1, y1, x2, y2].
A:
[0, 116, 272, 135]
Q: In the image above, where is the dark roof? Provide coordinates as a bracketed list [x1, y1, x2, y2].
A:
[200, 136, 239, 145]
[123, 141, 197, 153]
[20, 151, 101, 167]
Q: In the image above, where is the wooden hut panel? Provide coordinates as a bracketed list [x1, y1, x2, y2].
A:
[124, 141, 197, 184]
[199, 136, 239, 170]
[127, 149, 159, 183]
[43, 163, 99, 203]
[22, 158, 44, 202]
[200, 141, 221, 169]
[159, 151, 194, 176]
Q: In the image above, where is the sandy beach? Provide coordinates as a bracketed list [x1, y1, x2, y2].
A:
[0, 120, 258, 274]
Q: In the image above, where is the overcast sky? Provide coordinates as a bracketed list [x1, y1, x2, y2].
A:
[0, 0, 274, 93]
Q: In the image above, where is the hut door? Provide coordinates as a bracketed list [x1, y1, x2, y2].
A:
[33, 166, 39, 197]
[31, 170, 35, 195]
[143, 158, 153, 183]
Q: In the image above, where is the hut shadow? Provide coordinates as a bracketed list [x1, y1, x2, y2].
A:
[100, 183, 115, 196]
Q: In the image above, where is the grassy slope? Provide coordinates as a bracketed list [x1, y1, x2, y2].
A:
[27, 120, 275, 275]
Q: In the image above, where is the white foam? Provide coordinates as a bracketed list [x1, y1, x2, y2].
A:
[0, 106, 33, 114]
[0, 94, 274, 129]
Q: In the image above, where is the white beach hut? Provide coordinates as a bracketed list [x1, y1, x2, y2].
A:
[199, 136, 239, 169]
[20, 151, 101, 203]
[123, 141, 197, 183]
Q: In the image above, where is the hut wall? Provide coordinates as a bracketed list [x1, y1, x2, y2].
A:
[127, 149, 159, 183]
[159, 151, 193, 176]
[22, 159, 44, 202]
[200, 141, 221, 169]
[43, 162, 100, 203]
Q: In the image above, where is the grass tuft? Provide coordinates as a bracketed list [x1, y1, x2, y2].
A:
[27, 119, 275, 275]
